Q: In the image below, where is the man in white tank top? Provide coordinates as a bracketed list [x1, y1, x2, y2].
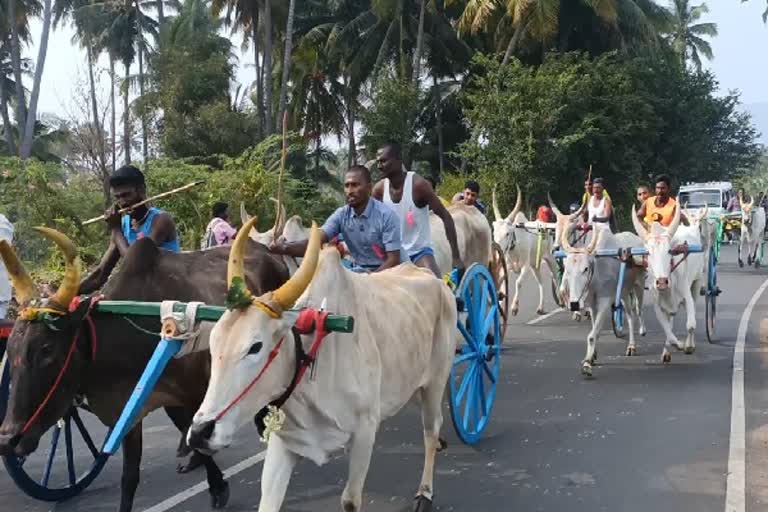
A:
[373, 142, 464, 278]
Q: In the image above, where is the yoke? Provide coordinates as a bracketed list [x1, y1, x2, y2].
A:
[96, 300, 354, 455]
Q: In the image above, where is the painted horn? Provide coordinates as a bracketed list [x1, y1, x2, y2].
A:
[0, 240, 38, 305]
[631, 204, 649, 240]
[492, 187, 502, 222]
[228, 215, 259, 291]
[272, 222, 322, 311]
[34, 227, 81, 309]
[570, 199, 587, 221]
[506, 185, 522, 223]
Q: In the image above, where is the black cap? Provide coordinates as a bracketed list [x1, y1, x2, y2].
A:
[109, 165, 145, 188]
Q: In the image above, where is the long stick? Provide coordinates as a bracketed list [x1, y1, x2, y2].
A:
[82, 180, 205, 225]
[273, 111, 288, 242]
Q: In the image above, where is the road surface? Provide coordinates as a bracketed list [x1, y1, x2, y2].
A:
[2, 244, 768, 512]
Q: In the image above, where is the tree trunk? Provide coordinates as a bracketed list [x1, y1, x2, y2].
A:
[156, 0, 164, 25]
[0, 85, 16, 155]
[20, 0, 53, 159]
[411, 0, 427, 84]
[315, 134, 321, 174]
[277, 0, 296, 130]
[86, 38, 107, 172]
[8, 0, 27, 148]
[138, 43, 148, 163]
[110, 55, 117, 171]
[502, 19, 526, 65]
[263, 0, 273, 135]
[253, 21, 263, 138]
[347, 99, 356, 168]
[123, 62, 132, 164]
[434, 75, 444, 176]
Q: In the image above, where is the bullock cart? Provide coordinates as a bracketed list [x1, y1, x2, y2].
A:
[554, 243, 709, 340]
[0, 301, 353, 502]
[2, 262, 509, 499]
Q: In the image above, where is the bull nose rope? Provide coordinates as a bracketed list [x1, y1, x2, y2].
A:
[19, 295, 100, 436]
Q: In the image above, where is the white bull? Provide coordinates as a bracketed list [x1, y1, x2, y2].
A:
[187, 219, 457, 512]
[631, 204, 706, 362]
[491, 186, 558, 315]
[737, 197, 766, 268]
[429, 202, 493, 276]
[559, 225, 648, 376]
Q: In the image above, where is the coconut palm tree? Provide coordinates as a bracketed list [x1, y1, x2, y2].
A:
[668, 0, 717, 70]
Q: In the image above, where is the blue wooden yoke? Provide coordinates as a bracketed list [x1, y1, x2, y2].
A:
[552, 244, 704, 312]
[553, 244, 703, 260]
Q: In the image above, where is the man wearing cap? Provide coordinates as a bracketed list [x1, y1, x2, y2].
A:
[80, 165, 180, 293]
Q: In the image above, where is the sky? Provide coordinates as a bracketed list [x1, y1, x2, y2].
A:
[20, 0, 768, 142]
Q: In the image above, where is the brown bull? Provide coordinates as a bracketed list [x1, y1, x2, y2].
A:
[0, 227, 288, 512]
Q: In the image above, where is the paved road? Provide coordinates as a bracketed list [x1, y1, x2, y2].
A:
[2, 244, 768, 512]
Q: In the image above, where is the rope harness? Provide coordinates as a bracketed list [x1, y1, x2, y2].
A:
[18, 295, 101, 435]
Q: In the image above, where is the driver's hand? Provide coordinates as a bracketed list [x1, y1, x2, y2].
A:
[269, 240, 286, 254]
[104, 205, 122, 231]
[452, 256, 465, 271]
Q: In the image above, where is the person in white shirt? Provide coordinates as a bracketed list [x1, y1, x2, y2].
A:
[0, 214, 14, 319]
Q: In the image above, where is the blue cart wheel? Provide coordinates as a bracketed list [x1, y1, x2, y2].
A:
[449, 263, 502, 445]
[706, 249, 718, 343]
[611, 302, 625, 339]
[0, 354, 110, 502]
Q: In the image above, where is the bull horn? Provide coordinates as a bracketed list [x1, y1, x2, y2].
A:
[631, 204, 649, 240]
[699, 205, 709, 221]
[570, 199, 587, 221]
[272, 222, 321, 311]
[34, 227, 81, 310]
[561, 222, 577, 253]
[0, 240, 37, 305]
[269, 197, 287, 238]
[240, 202, 252, 226]
[492, 187, 502, 222]
[585, 228, 600, 255]
[668, 202, 682, 239]
[228, 215, 259, 290]
[506, 185, 522, 223]
[548, 192, 565, 218]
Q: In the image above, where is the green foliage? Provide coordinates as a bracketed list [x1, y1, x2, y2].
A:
[359, 78, 425, 164]
[142, 0, 258, 158]
[458, 52, 761, 227]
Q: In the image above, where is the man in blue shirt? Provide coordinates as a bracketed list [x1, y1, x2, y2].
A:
[80, 165, 180, 293]
[270, 165, 402, 273]
[452, 179, 487, 214]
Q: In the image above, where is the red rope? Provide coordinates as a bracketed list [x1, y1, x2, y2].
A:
[214, 337, 285, 422]
[20, 296, 99, 435]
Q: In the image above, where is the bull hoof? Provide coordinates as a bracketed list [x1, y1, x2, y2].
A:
[684, 346, 695, 355]
[640, 327, 647, 337]
[536, 308, 546, 315]
[210, 481, 230, 509]
[437, 437, 448, 452]
[662, 352, 672, 364]
[414, 496, 433, 512]
[510, 308, 519, 316]
[177, 452, 205, 474]
[626, 346, 636, 356]
[739, 259, 744, 268]
[581, 361, 593, 377]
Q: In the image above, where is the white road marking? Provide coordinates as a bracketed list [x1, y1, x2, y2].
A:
[526, 308, 564, 325]
[142, 450, 267, 512]
[725, 277, 768, 512]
